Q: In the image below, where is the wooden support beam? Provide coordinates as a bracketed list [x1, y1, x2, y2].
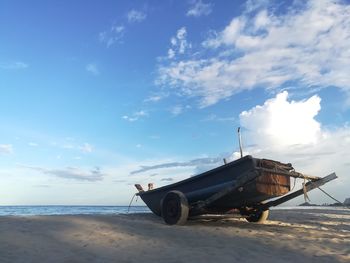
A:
[258, 173, 337, 210]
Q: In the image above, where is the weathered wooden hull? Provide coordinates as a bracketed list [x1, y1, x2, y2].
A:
[137, 155, 291, 216]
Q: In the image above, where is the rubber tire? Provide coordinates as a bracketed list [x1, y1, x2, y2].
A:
[161, 191, 189, 225]
[245, 209, 269, 223]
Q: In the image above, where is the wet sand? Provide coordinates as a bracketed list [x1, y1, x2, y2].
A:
[0, 208, 349, 263]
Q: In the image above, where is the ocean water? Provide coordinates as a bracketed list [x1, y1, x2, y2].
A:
[0, 206, 151, 216]
[1, 205, 346, 216]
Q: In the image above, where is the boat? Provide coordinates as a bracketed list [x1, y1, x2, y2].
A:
[135, 155, 337, 225]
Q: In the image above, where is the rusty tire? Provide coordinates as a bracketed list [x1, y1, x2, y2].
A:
[161, 191, 189, 225]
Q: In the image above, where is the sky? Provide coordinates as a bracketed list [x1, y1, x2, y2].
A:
[1, 0, 349, 206]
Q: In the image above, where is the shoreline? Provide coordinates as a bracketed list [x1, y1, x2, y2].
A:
[0, 205, 348, 216]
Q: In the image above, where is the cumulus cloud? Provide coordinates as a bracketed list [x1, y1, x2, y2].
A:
[187, 0, 213, 17]
[240, 91, 322, 149]
[127, 9, 147, 23]
[157, 0, 350, 107]
[86, 63, 99, 75]
[244, 0, 270, 13]
[234, 92, 350, 203]
[167, 48, 175, 59]
[21, 165, 104, 182]
[0, 144, 13, 154]
[165, 27, 191, 60]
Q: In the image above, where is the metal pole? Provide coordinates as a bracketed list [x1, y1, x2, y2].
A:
[238, 127, 243, 158]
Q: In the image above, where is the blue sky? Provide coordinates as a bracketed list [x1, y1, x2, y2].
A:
[1, 0, 349, 205]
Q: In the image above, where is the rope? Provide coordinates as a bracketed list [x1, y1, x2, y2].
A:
[302, 178, 311, 202]
[290, 177, 297, 191]
[305, 179, 350, 209]
[127, 193, 137, 213]
[317, 186, 347, 206]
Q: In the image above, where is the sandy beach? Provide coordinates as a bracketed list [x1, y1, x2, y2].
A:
[0, 208, 349, 263]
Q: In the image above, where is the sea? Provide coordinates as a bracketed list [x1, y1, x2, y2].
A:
[0, 206, 151, 216]
[0, 205, 346, 216]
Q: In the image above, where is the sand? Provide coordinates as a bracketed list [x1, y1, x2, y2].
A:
[0, 208, 349, 263]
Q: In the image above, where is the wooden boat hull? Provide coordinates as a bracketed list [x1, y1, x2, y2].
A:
[137, 155, 290, 216]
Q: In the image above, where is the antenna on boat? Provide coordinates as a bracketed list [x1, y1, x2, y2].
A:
[238, 127, 243, 158]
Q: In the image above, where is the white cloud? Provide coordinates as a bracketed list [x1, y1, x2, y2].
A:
[237, 91, 323, 152]
[122, 110, 148, 122]
[176, 27, 189, 54]
[234, 92, 350, 204]
[244, 0, 270, 13]
[28, 142, 38, 147]
[177, 27, 186, 39]
[170, 105, 184, 116]
[122, 116, 137, 122]
[144, 91, 169, 104]
[99, 9, 145, 47]
[80, 143, 93, 153]
[145, 94, 163, 103]
[134, 110, 148, 117]
[254, 9, 269, 29]
[127, 9, 147, 23]
[99, 25, 125, 47]
[86, 63, 99, 75]
[21, 165, 104, 182]
[168, 48, 175, 59]
[157, 59, 239, 107]
[0, 61, 28, 70]
[164, 27, 191, 60]
[157, 0, 350, 107]
[54, 138, 94, 154]
[62, 144, 74, 149]
[202, 113, 235, 122]
[130, 156, 222, 175]
[0, 144, 13, 154]
[111, 25, 125, 34]
[170, 37, 177, 46]
[187, 0, 213, 17]
[170, 105, 191, 116]
[240, 91, 321, 149]
[129, 156, 226, 188]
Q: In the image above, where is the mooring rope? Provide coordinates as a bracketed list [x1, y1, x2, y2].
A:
[127, 193, 138, 213]
[317, 186, 347, 206]
[305, 179, 350, 209]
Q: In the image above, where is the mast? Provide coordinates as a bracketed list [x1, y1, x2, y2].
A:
[238, 127, 243, 158]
